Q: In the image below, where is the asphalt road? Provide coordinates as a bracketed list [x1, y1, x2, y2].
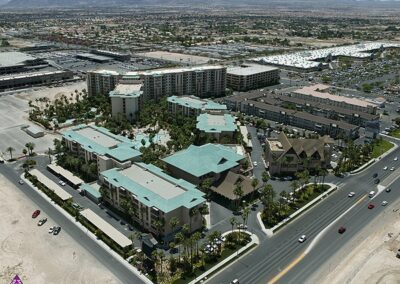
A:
[208, 140, 400, 284]
[0, 164, 145, 284]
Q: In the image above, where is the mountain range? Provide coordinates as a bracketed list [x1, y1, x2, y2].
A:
[2, 0, 400, 8]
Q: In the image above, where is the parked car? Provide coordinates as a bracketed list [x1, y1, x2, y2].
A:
[48, 226, 55, 234]
[382, 201, 388, 206]
[237, 224, 248, 230]
[18, 179, 24, 185]
[390, 167, 395, 171]
[348, 192, 355, 198]
[386, 188, 391, 192]
[394, 157, 398, 161]
[338, 227, 346, 234]
[53, 226, 61, 235]
[37, 218, 47, 226]
[59, 180, 66, 186]
[374, 179, 380, 184]
[32, 210, 40, 218]
[231, 279, 239, 284]
[369, 191, 375, 197]
[368, 204, 375, 209]
[383, 166, 388, 171]
[298, 235, 307, 243]
[372, 173, 378, 178]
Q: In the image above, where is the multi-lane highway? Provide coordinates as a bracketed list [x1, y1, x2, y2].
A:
[208, 141, 400, 284]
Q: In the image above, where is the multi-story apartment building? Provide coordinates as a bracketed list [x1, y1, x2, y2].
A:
[292, 84, 377, 114]
[99, 162, 205, 236]
[126, 65, 227, 100]
[226, 64, 280, 91]
[87, 70, 120, 96]
[110, 79, 143, 122]
[167, 95, 227, 117]
[196, 113, 237, 142]
[265, 132, 334, 175]
[62, 124, 142, 173]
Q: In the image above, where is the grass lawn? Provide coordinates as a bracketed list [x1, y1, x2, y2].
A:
[390, 129, 400, 139]
[371, 139, 393, 158]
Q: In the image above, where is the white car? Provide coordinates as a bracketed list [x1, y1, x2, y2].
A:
[48, 226, 54, 234]
[237, 224, 248, 230]
[59, 181, 66, 186]
[390, 167, 395, 171]
[394, 157, 398, 161]
[369, 191, 375, 198]
[253, 161, 258, 167]
[18, 180, 24, 185]
[383, 166, 388, 171]
[348, 192, 355, 197]
[298, 235, 307, 243]
[382, 201, 388, 206]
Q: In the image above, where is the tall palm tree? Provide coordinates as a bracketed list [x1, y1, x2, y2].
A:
[241, 207, 250, 227]
[189, 207, 198, 232]
[233, 183, 244, 210]
[6, 146, 15, 160]
[25, 142, 35, 156]
[251, 177, 259, 201]
[175, 232, 184, 264]
[169, 216, 180, 235]
[229, 217, 237, 233]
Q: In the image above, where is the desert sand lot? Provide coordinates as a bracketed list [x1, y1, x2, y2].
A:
[0, 81, 85, 157]
[0, 173, 120, 284]
[310, 199, 400, 284]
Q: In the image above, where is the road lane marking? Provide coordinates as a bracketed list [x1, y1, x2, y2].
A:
[268, 253, 306, 284]
[267, 194, 367, 284]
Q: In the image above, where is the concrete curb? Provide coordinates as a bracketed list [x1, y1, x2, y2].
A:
[190, 230, 259, 284]
[349, 140, 398, 175]
[21, 174, 153, 284]
[257, 183, 338, 237]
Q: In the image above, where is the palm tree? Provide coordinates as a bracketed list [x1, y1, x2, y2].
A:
[233, 183, 244, 210]
[25, 142, 35, 156]
[229, 217, 237, 233]
[290, 180, 299, 199]
[169, 216, 180, 235]
[241, 207, 250, 227]
[22, 148, 27, 158]
[262, 171, 270, 184]
[175, 232, 184, 263]
[319, 168, 328, 189]
[251, 177, 259, 201]
[6, 146, 15, 160]
[189, 207, 198, 232]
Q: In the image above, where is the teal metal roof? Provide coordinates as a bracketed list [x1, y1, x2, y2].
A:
[167, 95, 227, 111]
[80, 183, 101, 199]
[162, 144, 244, 177]
[100, 163, 205, 212]
[63, 125, 141, 162]
[196, 113, 237, 133]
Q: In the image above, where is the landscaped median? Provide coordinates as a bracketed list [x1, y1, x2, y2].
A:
[257, 183, 337, 236]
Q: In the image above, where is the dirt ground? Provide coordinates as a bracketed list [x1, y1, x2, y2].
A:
[310, 199, 400, 284]
[0, 174, 120, 284]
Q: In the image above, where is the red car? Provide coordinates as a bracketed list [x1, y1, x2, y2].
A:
[338, 227, 346, 234]
[32, 210, 41, 218]
[368, 204, 375, 209]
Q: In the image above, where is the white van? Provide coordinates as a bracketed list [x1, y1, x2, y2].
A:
[369, 191, 375, 198]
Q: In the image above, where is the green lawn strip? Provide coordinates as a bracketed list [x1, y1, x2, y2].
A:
[371, 139, 393, 158]
[389, 129, 400, 139]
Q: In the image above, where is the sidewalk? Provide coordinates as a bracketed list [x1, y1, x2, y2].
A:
[190, 230, 259, 284]
[257, 183, 338, 237]
[21, 174, 153, 284]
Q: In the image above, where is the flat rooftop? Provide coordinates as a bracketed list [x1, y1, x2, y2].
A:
[293, 84, 376, 108]
[126, 65, 225, 77]
[30, 169, 73, 201]
[136, 51, 219, 65]
[80, 209, 131, 248]
[0, 51, 37, 68]
[101, 163, 205, 212]
[227, 64, 278, 76]
[168, 95, 227, 111]
[196, 113, 237, 133]
[0, 70, 70, 82]
[89, 69, 120, 76]
[75, 126, 121, 148]
[77, 53, 111, 62]
[110, 83, 143, 98]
